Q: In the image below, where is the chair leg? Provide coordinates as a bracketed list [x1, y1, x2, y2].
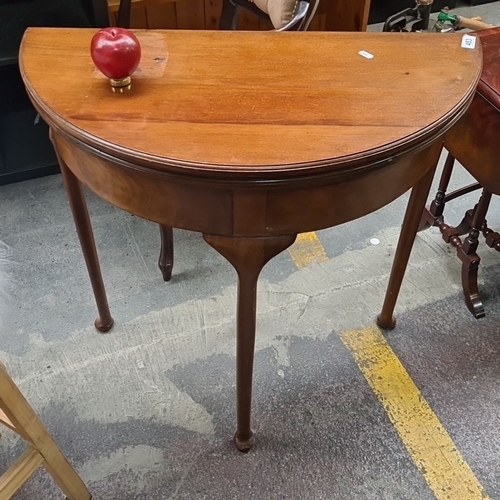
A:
[158, 225, 174, 282]
[219, 0, 240, 30]
[0, 366, 91, 500]
[90, 0, 111, 27]
[116, 0, 132, 28]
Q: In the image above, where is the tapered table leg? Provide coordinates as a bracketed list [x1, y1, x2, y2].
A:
[377, 149, 441, 330]
[52, 133, 114, 333]
[158, 225, 174, 282]
[204, 234, 296, 451]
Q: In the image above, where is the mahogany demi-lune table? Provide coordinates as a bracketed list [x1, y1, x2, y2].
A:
[19, 28, 481, 452]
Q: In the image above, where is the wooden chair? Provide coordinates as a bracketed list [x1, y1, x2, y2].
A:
[113, 0, 319, 30]
[0, 246, 89, 498]
[92, 0, 319, 284]
[219, 0, 319, 30]
[0, 362, 91, 499]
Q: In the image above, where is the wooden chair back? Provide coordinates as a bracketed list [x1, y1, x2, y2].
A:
[112, 0, 319, 30]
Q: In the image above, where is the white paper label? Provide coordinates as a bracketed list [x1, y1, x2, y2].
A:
[461, 34, 476, 50]
[358, 50, 374, 59]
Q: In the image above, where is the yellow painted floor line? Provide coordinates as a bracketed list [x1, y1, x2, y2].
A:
[340, 326, 489, 500]
[288, 232, 329, 268]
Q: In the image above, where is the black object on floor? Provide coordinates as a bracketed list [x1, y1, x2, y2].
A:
[369, 0, 458, 25]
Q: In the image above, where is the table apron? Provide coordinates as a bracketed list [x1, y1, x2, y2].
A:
[53, 132, 443, 238]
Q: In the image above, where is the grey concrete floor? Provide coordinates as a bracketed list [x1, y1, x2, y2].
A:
[1, 3, 500, 499]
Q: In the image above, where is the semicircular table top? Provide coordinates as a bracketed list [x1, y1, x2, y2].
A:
[20, 29, 481, 178]
[18, 28, 482, 453]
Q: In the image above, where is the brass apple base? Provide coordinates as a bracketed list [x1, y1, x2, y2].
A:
[110, 76, 132, 93]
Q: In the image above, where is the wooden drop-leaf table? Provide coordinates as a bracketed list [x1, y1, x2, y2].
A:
[19, 28, 481, 451]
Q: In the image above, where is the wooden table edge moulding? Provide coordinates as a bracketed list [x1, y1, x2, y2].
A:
[19, 28, 482, 452]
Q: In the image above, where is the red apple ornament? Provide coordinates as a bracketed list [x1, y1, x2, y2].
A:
[90, 27, 141, 92]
